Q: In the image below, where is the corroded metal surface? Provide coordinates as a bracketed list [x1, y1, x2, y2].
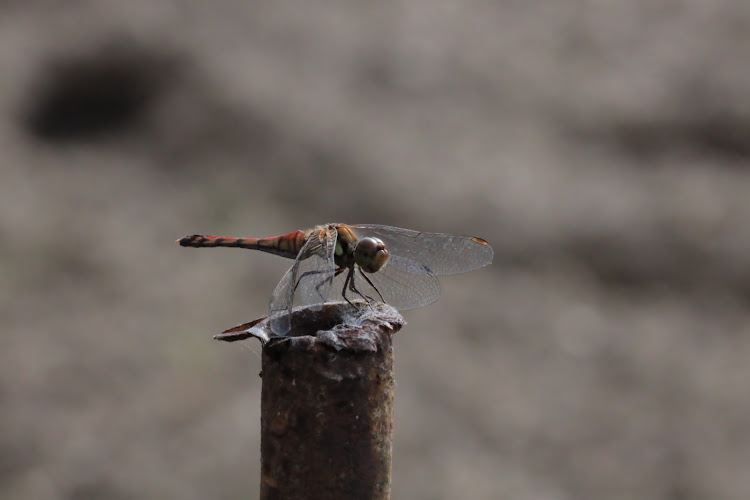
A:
[254, 302, 403, 500]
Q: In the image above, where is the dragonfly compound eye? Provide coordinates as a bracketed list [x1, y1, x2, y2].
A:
[355, 237, 389, 273]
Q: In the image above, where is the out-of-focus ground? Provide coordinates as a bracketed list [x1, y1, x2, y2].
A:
[1, 2, 750, 499]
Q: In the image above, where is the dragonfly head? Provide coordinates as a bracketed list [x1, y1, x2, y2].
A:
[354, 237, 389, 273]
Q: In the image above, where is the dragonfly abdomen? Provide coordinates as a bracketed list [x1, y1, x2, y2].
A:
[177, 232, 306, 260]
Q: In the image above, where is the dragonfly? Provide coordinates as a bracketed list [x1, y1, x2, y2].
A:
[178, 223, 493, 335]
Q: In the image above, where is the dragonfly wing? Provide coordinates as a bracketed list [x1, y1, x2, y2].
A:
[294, 227, 337, 308]
[269, 262, 302, 336]
[351, 224, 493, 276]
[269, 227, 337, 335]
[354, 254, 441, 311]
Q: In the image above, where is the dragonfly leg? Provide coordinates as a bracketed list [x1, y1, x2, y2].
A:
[315, 267, 345, 300]
[344, 267, 375, 307]
[294, 268, 339, 302]
[357, 267, 385, 303]
[341, 267, 366, 309]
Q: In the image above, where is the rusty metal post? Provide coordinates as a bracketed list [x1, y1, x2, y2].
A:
[215, 302, 404, 500]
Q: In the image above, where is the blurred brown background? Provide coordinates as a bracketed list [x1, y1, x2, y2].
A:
[2, 2, 750, 499]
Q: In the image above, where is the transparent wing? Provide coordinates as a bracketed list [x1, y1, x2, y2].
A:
[269, 228, 337, 335]
[343, 254, 441, 311]
[350, 224, 493, 276]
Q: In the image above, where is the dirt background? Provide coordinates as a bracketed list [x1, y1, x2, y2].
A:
[2, 2, 750, 499]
